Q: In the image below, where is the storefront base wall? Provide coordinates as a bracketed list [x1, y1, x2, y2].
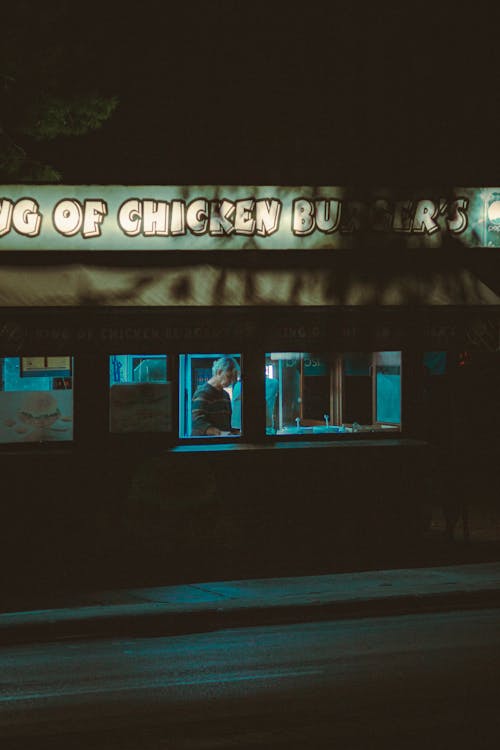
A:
[1, 441, 440, 593]
[1, 306, 498, 592]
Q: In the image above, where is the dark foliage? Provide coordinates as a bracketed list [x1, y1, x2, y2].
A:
[0, 2, 118, 182]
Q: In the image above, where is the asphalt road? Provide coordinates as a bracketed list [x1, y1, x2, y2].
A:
[1, 608, 499, 748]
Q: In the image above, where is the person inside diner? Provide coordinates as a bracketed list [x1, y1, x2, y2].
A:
[191, 356, 240, 436]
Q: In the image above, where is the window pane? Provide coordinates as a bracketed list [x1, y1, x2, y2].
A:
[179, 354, 241, 438]
[267, 352, 401, 435]
[343, 352, 372, 425]
[424, 351, 447, 375]
[109, 354, 171, 433]
[374, 351, 401, 425]
[0, 356, 73, 443]
[266, 353, 336, 434]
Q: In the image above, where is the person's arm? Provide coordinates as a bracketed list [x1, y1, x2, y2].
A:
[205, 425, 223, 435]
[192, 389, 214, 435]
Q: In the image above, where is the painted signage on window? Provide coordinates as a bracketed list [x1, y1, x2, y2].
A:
[0, 186, 499, 250]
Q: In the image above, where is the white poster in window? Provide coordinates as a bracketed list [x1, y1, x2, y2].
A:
[21, 356, 72, 377]
[109, 383, 171, 433]
[0, 391, 73, 443]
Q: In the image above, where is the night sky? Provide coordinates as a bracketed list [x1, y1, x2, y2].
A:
[4, 2, 500, 187]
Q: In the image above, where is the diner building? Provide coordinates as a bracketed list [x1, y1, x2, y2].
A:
[1, 185, 499, 582]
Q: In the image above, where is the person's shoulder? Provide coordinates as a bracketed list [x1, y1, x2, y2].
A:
[193, 382, 211, 395]
[193, 382, 216, 397]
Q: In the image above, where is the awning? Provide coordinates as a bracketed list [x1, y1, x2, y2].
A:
[1, 264, 499, 307]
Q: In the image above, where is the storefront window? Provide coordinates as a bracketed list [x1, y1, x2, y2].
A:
[265, 352, 401, 435]
[179, 353, 242, 438]
[0, 356, 74, 443]
[109, 354, 171, 433]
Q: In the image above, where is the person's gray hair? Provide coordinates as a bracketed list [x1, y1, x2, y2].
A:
[212, 356, 239, 376]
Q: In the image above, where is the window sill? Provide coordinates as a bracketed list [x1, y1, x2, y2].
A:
[170, 437, 428, 453]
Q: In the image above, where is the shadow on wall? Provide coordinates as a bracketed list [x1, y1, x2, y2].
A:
[72, 264, 498, 307]
[2, 238, 498, 308]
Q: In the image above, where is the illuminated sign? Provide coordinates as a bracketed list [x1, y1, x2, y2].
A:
[0, 186, 499, 250]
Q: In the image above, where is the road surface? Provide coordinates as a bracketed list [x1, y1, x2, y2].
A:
[1, 608, 499, 748]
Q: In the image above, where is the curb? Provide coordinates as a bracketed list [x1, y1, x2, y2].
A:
[3, 588, 500, 646]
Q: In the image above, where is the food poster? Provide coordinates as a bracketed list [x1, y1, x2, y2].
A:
[0, 391, 73, 443]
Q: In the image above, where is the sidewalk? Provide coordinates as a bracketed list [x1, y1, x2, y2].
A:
[2, 561, 500, 646]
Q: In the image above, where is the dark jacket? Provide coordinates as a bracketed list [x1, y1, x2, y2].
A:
[191, 382, 232, 435]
